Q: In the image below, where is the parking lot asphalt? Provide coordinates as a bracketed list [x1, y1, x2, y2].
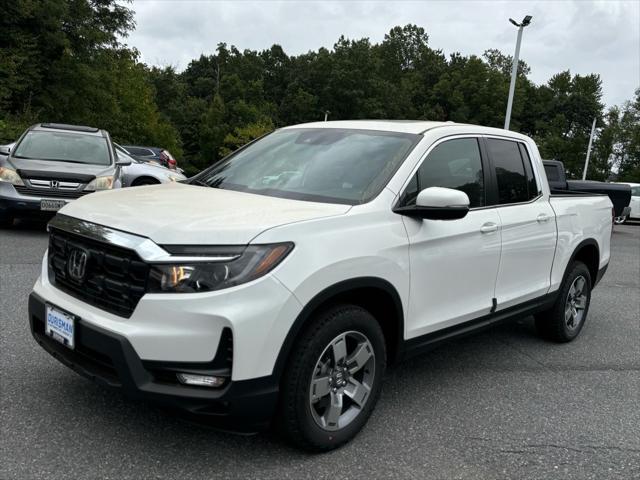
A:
[1, 220, 639, 480]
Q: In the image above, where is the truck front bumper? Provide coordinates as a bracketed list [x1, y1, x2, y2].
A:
[29, 292, 279, 432]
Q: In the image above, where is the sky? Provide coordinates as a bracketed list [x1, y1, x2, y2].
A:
[125, 0, 640, 108]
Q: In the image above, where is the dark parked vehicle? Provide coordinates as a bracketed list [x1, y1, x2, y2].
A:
[121, 145, 178, 170]
[543, 160, 631, 222]
[0, 123, 131, 226]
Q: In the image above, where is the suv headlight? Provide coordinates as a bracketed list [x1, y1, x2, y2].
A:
[0, 167, 25, 186]
[147, 243, 294, 293]
[85, 175, 114, 191]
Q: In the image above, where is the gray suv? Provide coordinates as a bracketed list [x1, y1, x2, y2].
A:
[0, 123, 130, 226]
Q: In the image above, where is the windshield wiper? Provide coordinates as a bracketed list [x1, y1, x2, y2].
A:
[11, 155, 87, 164]
[40, 159, 87, 164]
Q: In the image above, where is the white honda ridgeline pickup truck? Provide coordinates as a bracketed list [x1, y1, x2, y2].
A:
[29, 121, 613, 451]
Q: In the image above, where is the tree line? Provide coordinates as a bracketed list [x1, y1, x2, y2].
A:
[1, 0, 638, 180]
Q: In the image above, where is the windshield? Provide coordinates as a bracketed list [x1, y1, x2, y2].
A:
[114, 144, 138, 163]
[195, 128, 419, 204]
[13, 130, 111, 165]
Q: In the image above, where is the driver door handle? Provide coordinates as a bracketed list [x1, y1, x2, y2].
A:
[480, 222, 499, 234]
[537, 213, 550, 223]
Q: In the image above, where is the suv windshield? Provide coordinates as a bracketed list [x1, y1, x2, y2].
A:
[195, 128, 419, 204]
[13, 130, 111, 165]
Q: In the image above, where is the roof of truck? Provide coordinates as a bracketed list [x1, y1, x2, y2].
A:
[282, 120, 530, 139]
[282, 120, 447, 134]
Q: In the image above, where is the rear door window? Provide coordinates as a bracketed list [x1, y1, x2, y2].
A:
[519, 144, 540, 198]
[487, 138, 536, 204]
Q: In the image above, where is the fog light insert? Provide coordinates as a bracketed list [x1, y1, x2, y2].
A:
[177, 373, 226, 388]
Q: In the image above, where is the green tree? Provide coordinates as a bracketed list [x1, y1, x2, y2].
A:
[534, 71, 604, 177]
[611, 89, 640, 181]
[0, 0, 179, 156]
[219, 118, 274, 157]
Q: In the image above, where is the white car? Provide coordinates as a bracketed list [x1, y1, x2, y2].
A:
[29, 121, 613, 451]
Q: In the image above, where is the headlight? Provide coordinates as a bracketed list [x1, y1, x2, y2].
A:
[147, 243, 294, 293]
[0, 167, 25, 186]
[85, 175, 114, 191]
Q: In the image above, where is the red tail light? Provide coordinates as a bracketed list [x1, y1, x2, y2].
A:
[160, 150, 177, 170]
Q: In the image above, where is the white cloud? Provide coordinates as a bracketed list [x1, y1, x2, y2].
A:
[124, 0, 640, 107]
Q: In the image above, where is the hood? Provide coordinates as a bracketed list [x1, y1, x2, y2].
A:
[10, 156, 114, 178]
[59, 182, 351, 245]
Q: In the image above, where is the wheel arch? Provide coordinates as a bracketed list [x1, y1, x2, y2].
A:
[567, 238, 600, 285]
[131, 175, 161, 186]
[272, 277, 405, 380]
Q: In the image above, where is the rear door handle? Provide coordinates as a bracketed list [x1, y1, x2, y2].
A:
[480, 222, 498, 234]
[537, 213, 550, 223]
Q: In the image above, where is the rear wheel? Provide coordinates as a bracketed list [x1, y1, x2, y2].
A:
[535, 261, 592, 342]
[279, 304, 386, 451]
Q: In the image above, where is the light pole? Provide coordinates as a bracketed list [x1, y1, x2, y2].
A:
[504, 15, 532, 130]
[582, 117, 597, 180]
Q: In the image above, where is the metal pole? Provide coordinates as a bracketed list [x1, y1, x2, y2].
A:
[582, 117, 597, 180]
[324, 111, 330, 122]
[504, 26, 524, 130]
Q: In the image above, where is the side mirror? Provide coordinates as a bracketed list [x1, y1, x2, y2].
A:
[115, 157, 132, 167]
[394, 187, 470, 220]
[0, 146, 11, 155]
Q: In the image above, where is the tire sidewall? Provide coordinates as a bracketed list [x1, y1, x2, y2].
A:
[291, 306, 386, 449]
[559, 263, 592, 340]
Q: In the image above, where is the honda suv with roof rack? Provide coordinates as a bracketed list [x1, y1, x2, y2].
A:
[0, 123, 131, 226]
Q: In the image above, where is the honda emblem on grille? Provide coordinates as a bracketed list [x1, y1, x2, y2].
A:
[67, 248, 88, 282]
[50, 180, 59, 189]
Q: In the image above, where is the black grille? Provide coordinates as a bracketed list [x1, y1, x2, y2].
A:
[15, 185, 90, 199]
[48, 228, 149, 317]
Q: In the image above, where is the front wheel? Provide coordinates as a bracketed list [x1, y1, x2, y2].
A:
[132, 178, 160, 187]
[279, 304, 386, 451]
[535, 261, 592, 342]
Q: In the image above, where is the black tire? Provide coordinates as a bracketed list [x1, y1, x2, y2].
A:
[279, 304, 386, 452]
[132, 178, 159, 186]
[535, 261, 592, 342]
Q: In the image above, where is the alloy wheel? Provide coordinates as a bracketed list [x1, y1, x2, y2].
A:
[565, 275, 588, 330]
[308, 331, 375, 431]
